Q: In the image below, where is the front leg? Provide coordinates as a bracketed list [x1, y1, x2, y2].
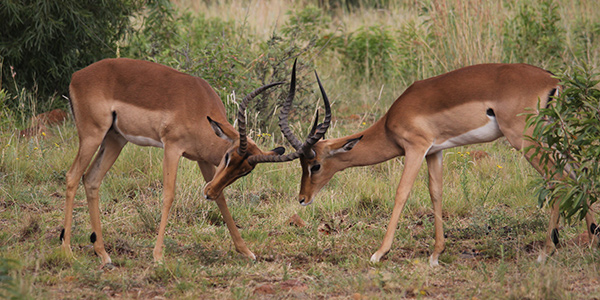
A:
[214, 194, 256, 259]
[371, 147, 428, 262]
[426, 151, 444, 267]
[197, 161, 255, 259]
[153, 147, 182, 264]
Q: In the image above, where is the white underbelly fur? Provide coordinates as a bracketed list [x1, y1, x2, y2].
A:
[112, 115, 164, 148]
[121, 133, 164, 148]
[428, 116, 503, 154]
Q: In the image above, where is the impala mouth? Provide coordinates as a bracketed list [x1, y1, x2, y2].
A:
[299, 196, 314, 206]
[202, 183, 219, 201]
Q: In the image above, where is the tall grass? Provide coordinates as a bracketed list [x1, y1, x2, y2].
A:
[1, 0, 600, 298]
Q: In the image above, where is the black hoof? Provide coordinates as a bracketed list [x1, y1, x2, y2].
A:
[591, 223, 599, 236]
[551, 228, 559, 246]
[60, 228, 65, 242]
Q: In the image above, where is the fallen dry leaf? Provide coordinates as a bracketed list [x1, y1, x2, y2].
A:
[288, 214, 306, 227]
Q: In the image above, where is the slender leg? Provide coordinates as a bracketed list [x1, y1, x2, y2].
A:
[371, 147, 428, 262]
[62, 132, 106, 258]
[502, 130, 596, 262]
[507, 137, 562, 262]
[153, 146, 182, 264]
[585, 213, 599, 246]
[426, 151, 444, 267]
[82, 130, 127, 268]
[198, 161, 255, 259]
[537, 199, 561, 263]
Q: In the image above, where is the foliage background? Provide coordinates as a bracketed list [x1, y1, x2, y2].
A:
[1, 0, 600, 298]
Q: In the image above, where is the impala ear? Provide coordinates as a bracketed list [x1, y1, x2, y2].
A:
[329, 135, 363, 156]
[270, 146, 285, 155]
[207, 116, 234, 143]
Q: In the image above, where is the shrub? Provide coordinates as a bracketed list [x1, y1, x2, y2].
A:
[125, 4, 327, 136]
[331, 25, 400, 83]
[0, 0, 144, 111]
[0, 257, 23, 300]
[502, 0, 564, 68]
[525, 64, 600, 220]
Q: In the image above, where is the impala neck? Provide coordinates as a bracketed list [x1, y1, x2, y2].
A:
[331, 117, 403, 170]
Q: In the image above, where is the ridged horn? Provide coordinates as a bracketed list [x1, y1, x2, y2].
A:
[237, 81, 285, 155]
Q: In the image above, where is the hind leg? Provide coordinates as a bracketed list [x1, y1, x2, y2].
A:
[82, 130, 127, 268]
[62, 128, 108, 258]
[502, 130, 596, 262]
[426, 151, 445, 267]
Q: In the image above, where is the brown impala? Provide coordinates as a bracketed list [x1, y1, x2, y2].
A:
[62, 58, 289, 268]
[208, 62, 599, 266]
[203, 59, 332, 201]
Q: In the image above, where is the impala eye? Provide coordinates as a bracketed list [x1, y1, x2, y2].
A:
[310, 164, 321, 173]
[224, 153, 230, 165]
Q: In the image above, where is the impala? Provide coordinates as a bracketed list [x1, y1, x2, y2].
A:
[203, 59, 332, 201]
[61, 58, 286, 268]
[209, 63, 599, 266]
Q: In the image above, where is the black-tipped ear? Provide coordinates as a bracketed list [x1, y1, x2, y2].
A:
[208, 116, 233, 142]
[329, 135, 363, 156]
[342, 135, 363, 151]
[271, 146, 285, 155]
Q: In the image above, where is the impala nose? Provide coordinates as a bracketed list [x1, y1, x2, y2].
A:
[299, 196, 312, 206]
[203, 183, 217, 201]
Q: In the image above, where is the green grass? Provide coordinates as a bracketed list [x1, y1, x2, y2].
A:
[1, 114, 599, 299]
[2, 0, 600, 298]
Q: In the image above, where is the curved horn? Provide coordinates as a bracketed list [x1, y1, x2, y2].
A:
[247, 150, 302, 165]
[278, 59, 303, 151]
[247, 70, 332, 165]
[237, 81, 285, 155]
[308, 111, 319, 137]
[299, 71, 331, 158]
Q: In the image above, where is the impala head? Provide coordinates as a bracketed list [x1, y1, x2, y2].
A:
[203, 59, 333, 200]
[203, 115, 286, 200]
[298, 135, 363, 206]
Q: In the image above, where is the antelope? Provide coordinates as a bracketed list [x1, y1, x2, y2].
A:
[206, 63, 599, 266]
[61, 58, 287, 268]
[203, 59, 332, 201]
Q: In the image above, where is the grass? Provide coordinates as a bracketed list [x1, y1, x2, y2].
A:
[2, 0, 600, 298]
[1, 110, 599, 299]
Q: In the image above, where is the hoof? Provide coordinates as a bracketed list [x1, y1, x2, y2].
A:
[536, 253, 547, 263]
[429, 255, 440, 267]
[101, 262, 116, 271]
[551, 228, 559, 246]
[591, 223, 599, 236]
[246, 252, 256, 260]
[153, 258, 165, 266]
[370, 252, 384, 263]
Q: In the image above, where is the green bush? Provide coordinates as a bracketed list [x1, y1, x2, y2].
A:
[571, 20, 600, 62]
[282, 5, 331, 44]
[0, 257, 23, 300]
[502, 0, 564, 68]
[0, 0, 144, 111]
[125, 4, 327, 135]
[395, 19, 436, 85]
[331, 25, 400, 83]
[525, 64, 600, 220]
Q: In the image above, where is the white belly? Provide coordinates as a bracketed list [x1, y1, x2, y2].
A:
[428, 116, 503, 154]
[121, 133, 164, 148]
[112, 114, 164, 148]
